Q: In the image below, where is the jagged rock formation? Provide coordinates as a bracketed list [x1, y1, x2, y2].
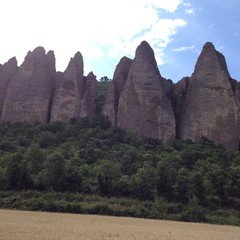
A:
[104, 41, 176, 143]
[172, 77, 190, 138]
[0, 57, 18, 117]
[0, 42, 239, 150]
[79, 71, 97, 119]
[178, 42, 239, 150]
[51, 52, 84, 122]
[51, 52, 97, 122]
[102, 57, 132, 125]
[1, 47, 56, 123]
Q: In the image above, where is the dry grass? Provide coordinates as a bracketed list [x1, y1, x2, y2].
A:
[0, 209, 239, 240]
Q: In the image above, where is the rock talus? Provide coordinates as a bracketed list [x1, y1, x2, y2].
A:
[179, 42, 239, 150]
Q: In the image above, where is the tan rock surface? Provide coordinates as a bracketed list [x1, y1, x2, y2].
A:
[79, 71, 97, 119]
[0, 57, 18, 117]
[179, 42, 239, 150]
[51, 52, 84, 122]
[102, 57, 132, 125]
[1, 47, 56, 123]
[117, 41, 175, 143]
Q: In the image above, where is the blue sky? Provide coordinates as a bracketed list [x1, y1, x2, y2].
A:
[0, 0, 239, 82]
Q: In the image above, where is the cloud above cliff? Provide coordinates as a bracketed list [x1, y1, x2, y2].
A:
[0, 0, 185, 77]
[0, 0, 239, 82]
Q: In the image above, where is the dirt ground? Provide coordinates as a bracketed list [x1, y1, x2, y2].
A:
[0, 209, 239, 240]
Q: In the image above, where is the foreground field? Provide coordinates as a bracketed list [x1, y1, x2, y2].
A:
[0, 209, 239, 240]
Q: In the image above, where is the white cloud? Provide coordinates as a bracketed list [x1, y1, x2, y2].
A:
[172, 45, 196, 52]
[183, 2, 191, 7]
[0, 0, 186, 77]
[144, 0, 183, 12]
[185, 8, 195, 15]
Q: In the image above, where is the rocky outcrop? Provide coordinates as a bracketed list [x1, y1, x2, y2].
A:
[179, 42, 239, 150]
[79, 71, 97, 119]
[51, 52, 84, 122]
[51, 52, 97, 122]
[172, 77, 190, 138]
[0, 57, 18, 117]
[117, 41, 176, 143]
[1, 47, 56, 123]
[102, 57, 132, 125]
[0, 42, 239, 150]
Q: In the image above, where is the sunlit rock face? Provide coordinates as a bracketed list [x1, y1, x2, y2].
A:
[1, 47, 56, 123]
[51, 52, 84, 122]
[179, 42, 239, 150]
[51, 52, 97, 122]
[117, 41, 176, 143]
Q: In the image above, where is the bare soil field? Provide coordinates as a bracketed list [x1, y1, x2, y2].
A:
[0, 209, 239, 240]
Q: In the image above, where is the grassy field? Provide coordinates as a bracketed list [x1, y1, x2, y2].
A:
[0, 209, 240, 240]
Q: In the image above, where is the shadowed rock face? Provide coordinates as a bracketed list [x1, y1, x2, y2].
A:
[117, 41, 176, 143]
[1, 47, 56, 123]
[51, 52, 84, 122]
[179, 42, 239, 150]
[102, 57, 132, 125]
[79, 71, 97, 119]
[0, 57, 18, 118]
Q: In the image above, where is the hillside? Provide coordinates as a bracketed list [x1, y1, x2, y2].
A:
[0, 116, 239, 225]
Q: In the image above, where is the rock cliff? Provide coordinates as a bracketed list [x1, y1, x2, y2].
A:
[179, 42, 239, 150]
[0, 57, 18, 118]
[116, 41, 176, 143]
[102, 57, 132, 125]
[1, 47, 56, 123]
[51, 52, 84, 122]
[0, 42, 239, 150]
[51, 52, 97, 122]
[79, 71, 97, 119]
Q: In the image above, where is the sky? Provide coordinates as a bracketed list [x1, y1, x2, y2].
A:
[0, 0, 239, 82]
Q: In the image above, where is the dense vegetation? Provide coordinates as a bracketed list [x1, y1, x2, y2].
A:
[0, 116, 239, 225]
[0, 79, 239, 225]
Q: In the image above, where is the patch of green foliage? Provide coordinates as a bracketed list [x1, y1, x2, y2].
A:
[0, 113, 239, 225]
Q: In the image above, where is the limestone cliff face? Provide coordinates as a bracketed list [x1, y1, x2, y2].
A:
[179, 42, 239, 150]
[51, 52, 84, 122]
[51, 52, 97, 122]
[1, 47, 56, 123]
[172, 77, 190, 138]
[117, 41, 176, 143]
[0, 57, 18, 118]
[102, 57, 132, 125]
[79, 71, 97, 119]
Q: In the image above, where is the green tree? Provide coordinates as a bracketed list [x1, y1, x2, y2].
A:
[174, 167, 192, 201]
[129, 163, 155, 200]
[4, 153, 32, 190]
[155, 196, 169, 218]
[25, 144, 46, 175]
[45, 152, 65, 191]
[182, 194, 206, 222]
[97, 160, 121, 196]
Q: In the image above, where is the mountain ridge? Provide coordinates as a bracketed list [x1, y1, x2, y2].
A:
[0, 41, 239, 150]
